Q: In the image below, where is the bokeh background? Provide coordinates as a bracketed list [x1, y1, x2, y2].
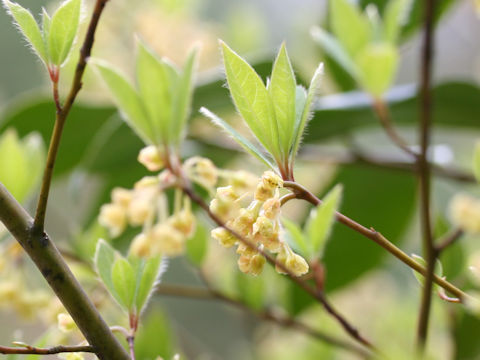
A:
[1, 0, 480, 359]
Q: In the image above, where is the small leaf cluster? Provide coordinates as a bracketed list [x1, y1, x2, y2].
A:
[283, 185, 342, 262]
[312, 0, 412, 97]
[3, 0, 82, 79]
[202, 42, 323, 180]
[94, 239, 166, 317]
[93, 40, 197, 149]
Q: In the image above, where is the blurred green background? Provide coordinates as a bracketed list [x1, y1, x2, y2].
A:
[2, 0, 480, 359]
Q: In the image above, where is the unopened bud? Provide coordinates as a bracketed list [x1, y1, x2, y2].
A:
[211, 227, 236, 248]
[138, 145, 165, 172]
[99, 203, 126, 237]
[57, 313, 76, 333]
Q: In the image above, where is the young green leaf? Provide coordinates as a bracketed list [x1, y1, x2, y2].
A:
[290, 63, 323, 162]
[384, 0, 412, 43]
[269, 43, 297, 158]
[310, 27, 359, 80]
[41, 8, 51, 53]
[221, 41, 280, 158]
[112, 257, 136, 311]
[186, 223, 208, 266]
[473, 141, 480, 183]
[307, 184, 342, 259]
[135, 256, 165, 313]
[200, 107, 276, 170]
[282, 218, 310, 258]
[94, 239, 119, 303]
[3, 0, 48, 64]
[355, 43, 399, 97]
[48, 0, 81, 66]
[170, 47, 198, 145]
[92, 59, 154, 144]
[136, 40, 173, 144]
[411, 254, 444, 288]
[330, 0, 371, 57]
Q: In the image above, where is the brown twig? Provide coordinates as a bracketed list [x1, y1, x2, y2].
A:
[181, 185, 374, 350]
[282, 180, 468, 301]
[0, 344, 93, 355]
[416, 0, 436, 351]
[372, 98, 418, 159]
[156, 283, 370, 357]
[435, 228, 463, 254]
[34, 0, 110, 232]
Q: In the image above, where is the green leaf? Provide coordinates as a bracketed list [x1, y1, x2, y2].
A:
[290, 64, 323, 162]
[3, 0, 48, 64]
[94, 239, 120, 304]
[310, 27, 359, 80]
[135, 256, 163, 313]
[307, 184, 342, 259]
[48, 0, 81, 66]
[473, 141, 480, 183]
[92, 59, 154, 144]
[269, 43, 297, 159]
[383, 0, 412, 43]
[200, 107, 276, 169]
[112, 257, 136, 311]
[41, 8, 51, 55]
[355, 43, 399, 97]
[330, 0, 372, 57]
[186, 223, 208, 266]
[136, 40, 172, 144]
[282, 218, 309, 258]
[221, 41, 280, 158]
[411, 254, 444, 288]
[170, 46, 198, 145]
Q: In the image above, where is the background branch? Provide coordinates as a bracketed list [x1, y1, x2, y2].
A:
[0, 344, 93, 355]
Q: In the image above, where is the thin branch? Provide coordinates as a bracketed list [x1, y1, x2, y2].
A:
[416, 0, 436, 350]
[0, 185, 129, 359]
[435, 228, 463, 254]
[181, 185, 374, 350]
[156, 284, 370, 357]
[283, 181, 469, 301]
[372, 98, 418, 159]
[280, 192, 296, 206]
[34, 0, 110, 232]
[0, 344, 93, 355]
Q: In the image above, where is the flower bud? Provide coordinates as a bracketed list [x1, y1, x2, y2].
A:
[57, 313, 76, 333]
[254, 184, 275, 201]
[183, 156, 218, 189]
[129, 233, 154, 258]
[253, 216, 275, 238]
[112, 187, 133, 208]
[151, 223, 185, 257]
[249, 254, 266, 275]
[134, 176, 160, 190]
[286, 253, 309, 277]
[231, 208, 256, 236]
[263, 197, 281, 220]
[229, 171, 258, 193]
[138, 145, 165, 172]
[449, 193, 480, 234]
[211, 227, 236, 248]
[128, 198, 154, 226]
[261, 171, 283, 190]
[99, 203, 126, 237]
[169, 209, 196, 237]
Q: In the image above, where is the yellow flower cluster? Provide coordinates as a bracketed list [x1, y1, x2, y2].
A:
[449, 193, 480, 234]
[210, 171, 309, 277]
[99, 146, 220, 259]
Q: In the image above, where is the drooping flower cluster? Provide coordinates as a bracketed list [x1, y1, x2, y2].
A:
[449, 193, 480, 234]
[210, 171, 309, 277]
[98, 146, 216, 258]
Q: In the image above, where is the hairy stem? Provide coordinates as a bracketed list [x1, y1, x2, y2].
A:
[416, 0, 436, 351]
[283, 181, 468, 301]
[34, 0, 110, 232]
[0, 183, 130, 359]
[156, 283, 370, 357]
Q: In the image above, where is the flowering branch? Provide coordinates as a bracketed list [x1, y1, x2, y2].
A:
[283, 181, 469, 301]
[180, 184, 374, 350]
